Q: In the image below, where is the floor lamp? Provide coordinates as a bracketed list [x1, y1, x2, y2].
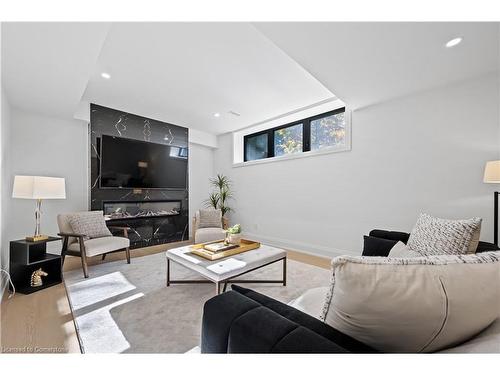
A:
[484, 161, 500, 246]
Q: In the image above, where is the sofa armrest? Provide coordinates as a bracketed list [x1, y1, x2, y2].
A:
[362, 230, 411, 257]
[232, 285, 376, 353]
[201, 290, 260, 353]
[369, 229, 410, 243]
[227, 305, 349, 353]
[476, 241, 500, 253]
[201, 290, 356, 353]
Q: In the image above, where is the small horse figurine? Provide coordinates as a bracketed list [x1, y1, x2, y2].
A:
[31, 268, 48, 287]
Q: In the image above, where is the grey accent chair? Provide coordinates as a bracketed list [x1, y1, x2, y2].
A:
[57, 212, 131, 278]
[192, 209, 228, 244]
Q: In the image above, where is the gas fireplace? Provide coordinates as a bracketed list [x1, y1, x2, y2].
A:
[103, 200, 181, 220]
[103, 200, 187, 249]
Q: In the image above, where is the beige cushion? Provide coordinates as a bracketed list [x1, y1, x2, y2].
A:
[407, 213, 482, 255]
[68, 211, 112, 240]
[288, 287, 329, 318]
[320, 252, 500, 353]
[439, 319, 500, 353]
[69, 236, 130, 257]
[388, 241, 420, 258]
[194, 227, 226, 244]
[198, 209, 222, 229]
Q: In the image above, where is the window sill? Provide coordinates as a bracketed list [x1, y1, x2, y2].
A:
[232, 145, 351, 168]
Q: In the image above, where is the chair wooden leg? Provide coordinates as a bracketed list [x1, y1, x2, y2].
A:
[122, 228, 130, 264]
[81, 256, 89, 278]
[101, 253, 106, 261]
[125, 247, 131, 264]
[78, 238, 89, 278]
[61, 236, 68, 265]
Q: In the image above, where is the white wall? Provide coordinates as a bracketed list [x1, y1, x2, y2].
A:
[188, 142, 215, 237]
[213, 73, 500, 257]
[189, 128, 218, 149]
[7, 109, 88, 252]
[1, 87, 12, 295]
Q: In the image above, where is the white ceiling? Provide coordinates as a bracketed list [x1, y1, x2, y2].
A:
[2, 22, 499, 135]
[255, 22, 500, 109]
[1, 22, 110, 118]
[82, 23, 334, 134]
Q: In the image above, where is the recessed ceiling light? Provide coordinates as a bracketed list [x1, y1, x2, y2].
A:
[101, 72, 111, 79]
[214, 113, 221, 118]
[445, 37, 462, 48]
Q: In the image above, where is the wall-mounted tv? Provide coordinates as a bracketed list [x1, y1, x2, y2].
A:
[100, 135, 188, 189]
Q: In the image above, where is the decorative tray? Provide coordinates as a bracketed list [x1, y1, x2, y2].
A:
[190, 239, 261, 260]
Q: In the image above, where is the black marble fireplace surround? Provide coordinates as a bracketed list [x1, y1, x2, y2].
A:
[90, 104, 189, 249]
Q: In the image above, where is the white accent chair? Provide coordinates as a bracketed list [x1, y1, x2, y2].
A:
[57, 212, 131, 278]
[192, 210, 228, 244]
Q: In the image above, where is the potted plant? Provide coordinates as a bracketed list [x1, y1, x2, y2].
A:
[204, 174, 233, 228]
[226, 224, 242, 245]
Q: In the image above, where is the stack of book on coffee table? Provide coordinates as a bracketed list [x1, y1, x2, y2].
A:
[203, 241, 239, 253]
[190, 239, 261, 261]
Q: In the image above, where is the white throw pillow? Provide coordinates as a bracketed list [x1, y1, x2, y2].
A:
[388, 241, 421, 258]
[407, 213, 482, 255]
[320, 252, 500, 353]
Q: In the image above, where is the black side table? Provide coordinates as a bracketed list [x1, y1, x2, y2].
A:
[9, 237, 63, 294]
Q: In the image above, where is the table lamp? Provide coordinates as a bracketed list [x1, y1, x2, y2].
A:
[484, 160, 500, 245]
[12, 175, 66, 242]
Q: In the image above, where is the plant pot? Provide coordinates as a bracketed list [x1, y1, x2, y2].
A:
[227, 233, 242, 245]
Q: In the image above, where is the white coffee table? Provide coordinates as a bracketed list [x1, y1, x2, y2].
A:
[165, 244, 287, 294]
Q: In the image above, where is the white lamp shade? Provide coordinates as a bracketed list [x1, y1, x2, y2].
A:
[12, 175, 66, 199]
[484, 161, 500, 183]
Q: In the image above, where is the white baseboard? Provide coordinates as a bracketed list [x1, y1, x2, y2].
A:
[242, 232, 358, 259]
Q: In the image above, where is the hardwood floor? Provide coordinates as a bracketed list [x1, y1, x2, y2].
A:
[287, 249, 331, 270]
[0, 241, 331, 353]
[1, 282, 80, 353]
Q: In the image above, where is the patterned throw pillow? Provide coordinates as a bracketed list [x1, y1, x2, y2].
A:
[407, 213, 482, 255]
[198, 209, 222, 229]
[69, 211, 112, 239]
[320, 252, 500, 353]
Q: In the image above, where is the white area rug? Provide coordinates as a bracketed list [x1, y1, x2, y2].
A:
[64, 251, 330, 353]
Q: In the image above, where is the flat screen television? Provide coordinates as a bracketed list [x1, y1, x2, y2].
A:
[100, 135, 188, 189]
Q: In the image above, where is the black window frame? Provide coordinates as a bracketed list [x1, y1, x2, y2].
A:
[243, 130, 270, 161]
[243, 107, 346, 162]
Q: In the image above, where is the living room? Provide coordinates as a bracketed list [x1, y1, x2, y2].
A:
[1, 0, 499, 371]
